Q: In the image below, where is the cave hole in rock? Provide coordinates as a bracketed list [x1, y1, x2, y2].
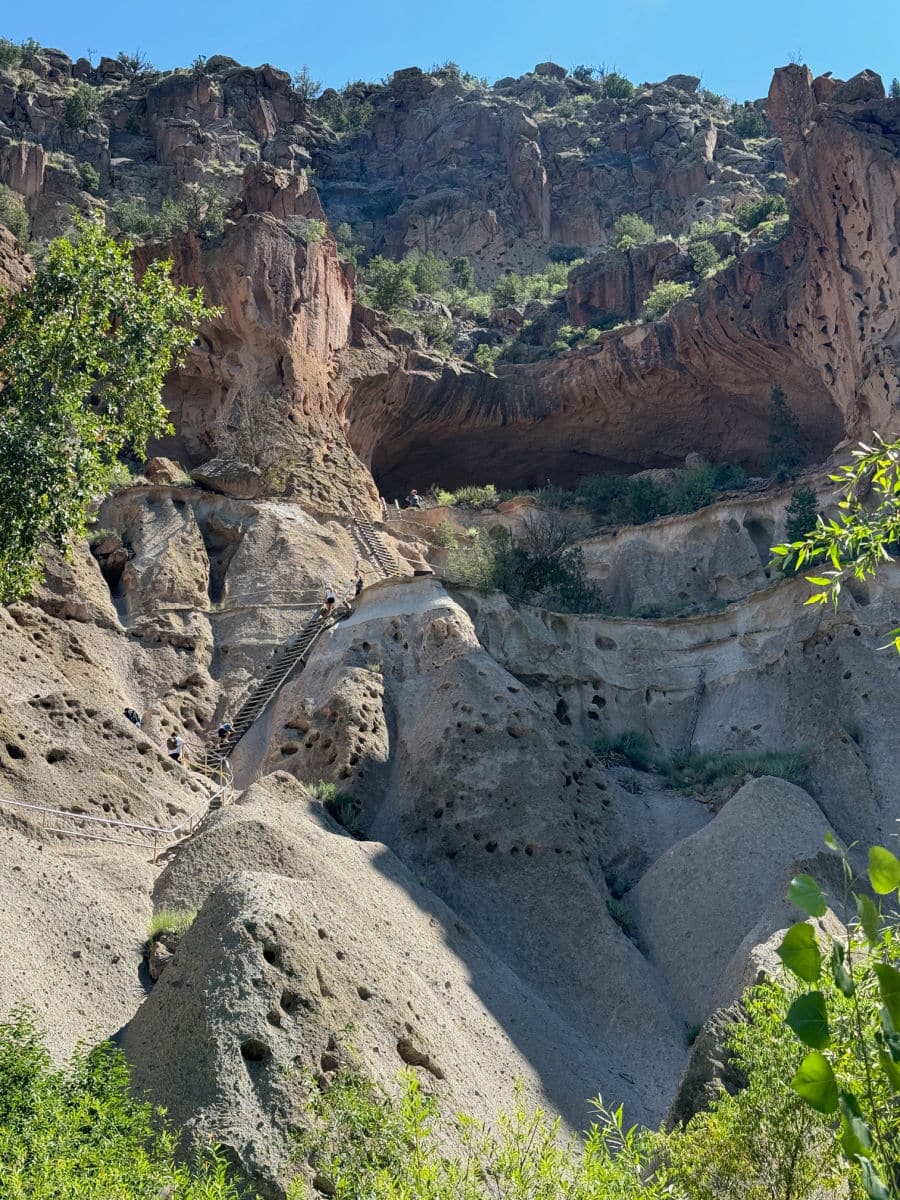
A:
[240, 1038, 271, 1064]
[198, 515, 243, 605]
[742, 516, 776, 569]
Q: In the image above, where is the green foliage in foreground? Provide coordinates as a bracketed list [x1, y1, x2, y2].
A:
[293, 964, 854, 1200]
[772, 435, 900, 650]
[777, 841, 900, 1198]
[0, 1012, 244, 1199]
[0, 218, 215, 600]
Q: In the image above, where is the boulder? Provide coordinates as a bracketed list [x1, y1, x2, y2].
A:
[534, 62, 568, 80]
[144, 456, 185, 484]
[628, 777, 833, 1025]
[190, 458, 265, 500]
[832, 69, 885, 105]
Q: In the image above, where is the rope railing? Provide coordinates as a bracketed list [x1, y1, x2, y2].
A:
[0, 779, 226, 862]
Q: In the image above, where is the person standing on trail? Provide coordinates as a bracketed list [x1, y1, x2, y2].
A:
[167, 732, 186, 763]
[354, 571, 364, 597]
[322, 586, 336, 617]
[405, 489, 421, 509]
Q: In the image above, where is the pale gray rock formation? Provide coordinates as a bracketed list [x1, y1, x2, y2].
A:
[627, 777, 832, 1026]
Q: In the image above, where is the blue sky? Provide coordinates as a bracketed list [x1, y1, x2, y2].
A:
[4, 0, 898, 102]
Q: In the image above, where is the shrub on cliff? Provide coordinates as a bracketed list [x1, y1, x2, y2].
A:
[77, 161, 100, 195]
[612, 212, 656, 249]
[64, 83, 98, 130]
[689, 238, 721, 278]
[730, 101, 769, 139]
[363, 256, 416, 315]
[642, 279, 693, 320]
[547, 243, 585, 263]
[0, 217, 215, 601]
[736, 192, 788, 232]
[599, 70, 634, 99]
[0, 184, 28, 245]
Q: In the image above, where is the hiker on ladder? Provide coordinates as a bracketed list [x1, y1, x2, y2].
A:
[321, 585, 337, 617]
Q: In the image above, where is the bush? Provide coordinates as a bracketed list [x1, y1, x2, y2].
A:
[642, 279, 693, 320]
[600, 71, 634, 99]
[0, 1012, 241, 1198]
[474, 342, 501, 373]
[0, 37, 23, 66]
[612, 212, 655, 249]
[891, 77, 900, 100]
[612, 475, 672, 523]
[116, 49, 153, 75]
[572, 64, 597, 83]
[64, 83, 98, 130]
[585, 135, 603, 151]
[735, 192, 788, 232]
[77, 161, 100, 195]
[335, 221, 362, 265]
[0, 184, 28, 245]
[669, 460, 715, 513]
[711, 461, 747, 490]
[689, 238, 721, 277]
[417, 312, 453, 354]
[298, 217, 326, 243]
[404, 251, 447, 294]
[555, 97, 575, 118]
[490, 272, 525, 306]
[449, 255, 474, 290]
[316, 92, 373, 132]
[310, 781, 364, 837]
[364, 256, 415, 315]
[547, 243, 585, 263]
[731, 101, 768, 139]
[767, 387, 804, 480]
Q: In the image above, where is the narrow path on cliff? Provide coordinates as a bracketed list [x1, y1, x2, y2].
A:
[192, 516, 402, 776]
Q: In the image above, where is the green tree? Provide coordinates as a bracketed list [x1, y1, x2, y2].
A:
[405, 251, 447, 294]
[642, 279, 693, 320]
[335, 222, 362, 266]
[0, 218, 215, 600]
[612, 211, 656, 249]
[490, 272, 525, 306]
[731, 101, 769, 139]
[293, 63, 322, 101]
[449, 255, 474, 290]
[474, 342, 500, 373]
[785, 486, 819, 544]
[364, 256, 415, 314]
[77, 161, 100, 195]
[64, 83, 98, 130]
[690, 238, 721, 278]
[669, 460, 715, 512]
[600, 70, 634, 99]
[890, 78, 900, 100]
[736, 193, 788, 232]
[767, 387, 803, 480]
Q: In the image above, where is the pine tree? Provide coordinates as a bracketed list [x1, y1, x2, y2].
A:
[767, 387, 804, 480]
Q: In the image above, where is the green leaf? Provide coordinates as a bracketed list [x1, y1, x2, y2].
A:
[838, 1092, 872, 1159]
[805, 575, 833, 586]
[789, 873, 827, 917]
[786, 992, 830, 1048]
[824, 831, 840, 852]
[791, 1051, 838, 1113]
[874, 963, 900, 1027]
[830, 940, 855, 997]
[868, 846, 900, 894]
[877, 1047, 900, 1091]
[855, 893, 882, 946]
[856, 1157, 891, 1200]
[777, 923, 822, 983]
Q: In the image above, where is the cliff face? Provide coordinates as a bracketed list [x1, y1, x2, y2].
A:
[346, 68, 899, 495]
